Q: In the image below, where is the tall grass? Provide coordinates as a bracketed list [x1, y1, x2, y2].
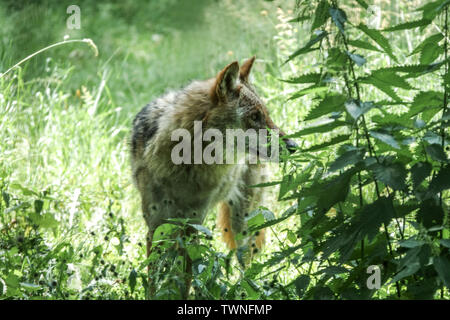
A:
[0, 0, 302, 299]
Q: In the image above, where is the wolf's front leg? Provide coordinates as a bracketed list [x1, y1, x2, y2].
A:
[217, 164, 267, 265]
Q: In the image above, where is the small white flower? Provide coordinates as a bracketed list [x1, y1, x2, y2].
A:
[151, 34, 162, 42]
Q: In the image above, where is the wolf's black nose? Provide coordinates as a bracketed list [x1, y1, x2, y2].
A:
[283, 138, 298, 153]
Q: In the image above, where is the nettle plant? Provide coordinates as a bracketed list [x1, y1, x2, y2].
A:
[250, 0, 449, 299]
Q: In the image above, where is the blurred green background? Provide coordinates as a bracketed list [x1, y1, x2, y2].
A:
[0, 0, 293, 105]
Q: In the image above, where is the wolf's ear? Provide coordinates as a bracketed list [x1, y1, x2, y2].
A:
[239, 56, 255, 82]
[213, 61, 239, 103]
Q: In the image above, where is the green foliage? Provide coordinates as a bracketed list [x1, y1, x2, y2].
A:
[285, 30, 328, 63]
[263, 0, 450, 300]
[357, 23, 398, 62]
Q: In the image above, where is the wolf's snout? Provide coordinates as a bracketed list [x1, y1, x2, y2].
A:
[271, 126, 297, 154]
[283, 138, 297, 153]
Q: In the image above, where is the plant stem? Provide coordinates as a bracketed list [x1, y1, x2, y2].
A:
[440, 6, 449, 300]
[0, 39, 98, 78]
[338, 11, 400, 298]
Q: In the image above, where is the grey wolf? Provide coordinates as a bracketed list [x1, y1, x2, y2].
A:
[130, 56, 296, 297]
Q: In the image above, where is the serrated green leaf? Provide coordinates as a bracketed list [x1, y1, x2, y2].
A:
[278, 174, 297, 200]
[346, 51, 366, 66]
[395, 202, 420, 218]
[375, 70, 413, 89]
[311, 0, 330, 31]
[286, 120, 346, 138]
[288, 85, 329, 100]
[188, 224, 212, 237]
[419, 0, 450, 20]
[359, 75, 402, 101]
[358, 197, 396, 241]
[360, 70, 413, 93]
[372, 162, 407, 190]
[326, 47, 349, 70]
[329, 7, 347, 34]
[317, 266, 349, 275]
[294, 275, 310, 297]
[285, 30, 328, 63]
[378, 65, 430, 74]
[329, 149, 365, 172]
[345, 100, 377, 120]
[433, 256, 450, 288]
[249, 180, 281, 188]
[440, 239, 450, 248]
[369, 130, 400, 149]
[249, 204, 298, 231]
[129, 269, 137, 293]
[413, 118, 426, 128]
[408, 91, 442, 117]
[426, 144, 448, 162]
[303, 134, 350, 152]
[417, 199, 444, 228]
[246, 211, 265, 228]
[288, 16, 310, 23]
[348, 39, 382, 52]
[429, 164, 450, 193]
[287, 230, 297, 244]
[383, 19, 431, 31]
[411, 162, 432, 189]
[31, 212, 58, 229]
[420, 42, 443, 65]
[392, 261, 421, 283]
[372, 113, 411, 130]
[424, 131, 445, 145]
[410, 33, 443, 56]
[371, 61, 448, 79]
[281, 73, 322, 84]
[399, 239, 426, 248]
[358, 23, 397, 62]
[246, 209, 275, 231]
[153, 223, 179, 242]
[263, 244, 303, 267]
[305, 94, 347, 121]
[316, 168, 356, 212]
[187, 244, 208, 261]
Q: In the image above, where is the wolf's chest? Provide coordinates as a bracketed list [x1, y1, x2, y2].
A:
[171, 164, 245, 205]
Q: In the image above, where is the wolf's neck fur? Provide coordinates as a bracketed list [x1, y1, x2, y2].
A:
[143, 79, 243, 183]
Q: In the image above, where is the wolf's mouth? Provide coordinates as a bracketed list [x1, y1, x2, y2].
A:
[283, 138, 298, 154]
[247, 138, 297, 160]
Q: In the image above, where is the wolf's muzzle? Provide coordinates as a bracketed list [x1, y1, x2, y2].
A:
[283, 138, 298, 154]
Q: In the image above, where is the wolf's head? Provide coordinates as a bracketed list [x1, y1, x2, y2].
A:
[209, 57, 297, 156]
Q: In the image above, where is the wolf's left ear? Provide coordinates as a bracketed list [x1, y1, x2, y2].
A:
[239, 56, 256, 82]
[213, 61, 239, 103]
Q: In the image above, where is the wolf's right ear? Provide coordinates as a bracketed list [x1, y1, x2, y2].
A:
[239, 56, 255, 82]
[212, 61, 239, 103]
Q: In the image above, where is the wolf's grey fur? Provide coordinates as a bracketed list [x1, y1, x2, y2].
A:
[130, 57, 295, 297]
